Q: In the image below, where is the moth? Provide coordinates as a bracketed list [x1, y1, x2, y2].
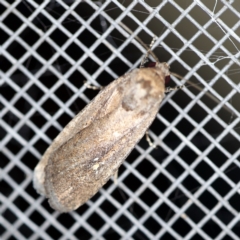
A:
[33, 39, 178, 212]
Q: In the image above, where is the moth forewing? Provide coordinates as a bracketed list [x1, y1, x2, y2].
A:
[33, 73, 128, 195]
[33, 62, 169, 212]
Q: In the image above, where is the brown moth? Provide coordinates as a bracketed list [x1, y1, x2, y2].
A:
[33, 44, 171, 212]
[33, 63, 169, 212]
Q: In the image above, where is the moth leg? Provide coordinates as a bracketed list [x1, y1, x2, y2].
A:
[165, 84, 185, 93]
[146, 131, 157, 148]
[140, 36, 157, 68]
[114, 170, 118, 185]
[84, 80, 103, 90]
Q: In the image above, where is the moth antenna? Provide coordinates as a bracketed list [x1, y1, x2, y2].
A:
[170, 72, 184, 80]
[119, 22, 159, 63]
[170, 72, 236, 118]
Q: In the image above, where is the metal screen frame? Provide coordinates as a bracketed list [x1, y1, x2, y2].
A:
[1, 0, 240, 239]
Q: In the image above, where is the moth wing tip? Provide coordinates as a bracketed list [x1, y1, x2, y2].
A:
[33, 161, 47, 196]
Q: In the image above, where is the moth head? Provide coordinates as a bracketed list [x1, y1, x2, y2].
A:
[144, 61, 171, 85]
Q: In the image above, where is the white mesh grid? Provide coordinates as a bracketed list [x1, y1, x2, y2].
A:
[1, 0, 240, 239]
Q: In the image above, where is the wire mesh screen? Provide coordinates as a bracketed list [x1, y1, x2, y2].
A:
[1, 0, 240, 239]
